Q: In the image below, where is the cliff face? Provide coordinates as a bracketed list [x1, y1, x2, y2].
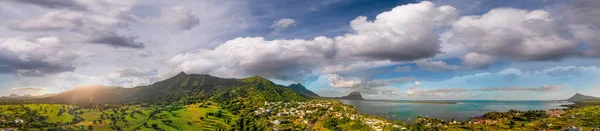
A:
[339, 91, 365, 100]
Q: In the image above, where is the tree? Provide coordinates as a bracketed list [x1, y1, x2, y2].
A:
[151, 124, 158, 129]
[509, 121, 516, 128]
[143, 122, 148, 127]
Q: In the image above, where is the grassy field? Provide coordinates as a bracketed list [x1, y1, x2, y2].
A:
[1, 102, 238, 131]
[136, 102, 238, 131]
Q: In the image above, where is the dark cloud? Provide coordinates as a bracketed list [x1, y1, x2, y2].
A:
[7, 0, 144, 49]
[89, 33, 145, 49]
[564, 0, 600, 57]
[7, 0, 86, 10]
[0, 37, 80, 76]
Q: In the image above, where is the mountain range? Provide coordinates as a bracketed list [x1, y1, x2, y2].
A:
[566, 93, 599, 101]
[0, 93, 56, 100]
[27, 72, 318, 105]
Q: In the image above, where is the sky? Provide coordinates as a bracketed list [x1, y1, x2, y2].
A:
[0, 0, 599, 100]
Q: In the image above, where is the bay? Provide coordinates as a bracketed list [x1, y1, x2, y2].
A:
[341, 100, 572, 122]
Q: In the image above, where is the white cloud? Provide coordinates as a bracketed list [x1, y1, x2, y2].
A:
[158, 5, 200, 31]
[271, 18, 296, 29]
[461, 52, 494, 68]
[335, 1, 456, 61]
[415, 59, 461, 72]
[328, 74, 361, 88]
[326, 74, 413, 94]
[167, 36, 336, 80]
[451, 8, 576, 61]
[107, 67, 159, 87]
[270, 18, 296, 34]
[167, 1, 458, 80]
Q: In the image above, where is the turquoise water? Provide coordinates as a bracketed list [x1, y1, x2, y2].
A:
[341, 100, 572, 122]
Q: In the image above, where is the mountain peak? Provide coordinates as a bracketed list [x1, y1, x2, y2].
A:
[289, 83, 304, 88]
[243, 75, 273, 84]
[176, 71, 187, 76]
[286, 83, 319, 97]
[567, 93, 599, 101]
[338, 91, 365, 100]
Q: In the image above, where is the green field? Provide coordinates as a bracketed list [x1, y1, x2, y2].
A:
[0, 102, 237, 131]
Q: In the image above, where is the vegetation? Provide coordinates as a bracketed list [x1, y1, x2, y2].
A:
[1, 73, 599, 131]
[413, 99, 600, 131]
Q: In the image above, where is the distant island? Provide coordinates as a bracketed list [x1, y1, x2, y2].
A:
[336, 91, 366, 100]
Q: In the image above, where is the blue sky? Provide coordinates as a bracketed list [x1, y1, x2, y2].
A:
[0, 0, 598, 100]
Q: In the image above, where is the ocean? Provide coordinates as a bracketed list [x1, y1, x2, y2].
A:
[340, 100, 572, 122]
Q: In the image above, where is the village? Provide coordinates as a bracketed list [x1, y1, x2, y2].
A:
[253, 99, 406, 131]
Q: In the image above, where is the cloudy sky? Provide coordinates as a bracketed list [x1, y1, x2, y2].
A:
[1, 0, 598, 100]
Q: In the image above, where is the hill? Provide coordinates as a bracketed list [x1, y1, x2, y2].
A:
[42, 72, 311, 105]
[286, 83, 319, 97]
[338, 91, 365, 100]
[567, 93, 599, 101]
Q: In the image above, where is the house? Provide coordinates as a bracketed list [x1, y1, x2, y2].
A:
[567, 126, 582, 131]
[271, 120, 281, 125]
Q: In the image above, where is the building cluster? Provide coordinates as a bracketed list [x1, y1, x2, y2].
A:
[255, 100, 405, 131]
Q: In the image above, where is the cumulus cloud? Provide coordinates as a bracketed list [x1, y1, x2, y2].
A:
[451, 8, 576, 62]
[8, 0, 144, 48]
[11, 87, 45, 91]
[167, 37, 336, 80]
[0, 36, 83, 76]
[335, 1, 456, 61]
[159, 6, 200, 31]
[167, 1, 457, 80]
[415, 59, 461, 72]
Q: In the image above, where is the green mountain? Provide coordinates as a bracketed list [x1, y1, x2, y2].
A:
[286, 83, 319, 97]
[43, 72, 311, 105]
[567, 93, 599, 101]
